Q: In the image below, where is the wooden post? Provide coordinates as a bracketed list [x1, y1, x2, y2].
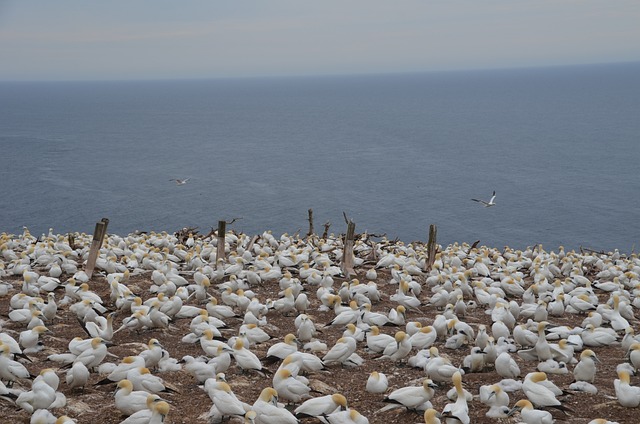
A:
[246, 234, 259, 255]
[425, 224, 437, 272]
[216, 220, 226, 265]
[341, 220, 356, 277]
[367, 239, 378, 262]
[307, 208, 315, 238]
[85, 218, 109, 279]
[322, 222, 331, 239]
[68, 233, 76, 250]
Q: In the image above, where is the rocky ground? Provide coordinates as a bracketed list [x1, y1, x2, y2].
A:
[0, 235, 637, 423]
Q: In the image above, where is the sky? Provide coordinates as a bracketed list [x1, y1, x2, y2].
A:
[0, 1, 639, 81]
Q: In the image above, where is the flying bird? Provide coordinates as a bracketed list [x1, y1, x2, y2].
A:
[471, 191, 496, 207]
[170, 178, 190, 185]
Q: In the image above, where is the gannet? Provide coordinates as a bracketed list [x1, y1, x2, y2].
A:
[461, 346, 486, 373]
[507, 399, 553, 424]
[206, 297, 238, 320]
[126, 367, 176, 396]
[479, 384, 509, 418]
[82, 311, 116, 341]
[423, 408, 442, 424]
[441, 371, 469, 423]
[120, 396, 170, 424]
[97, 355, 147, 385]
[382, 378, 437, 411]
[264, 334, 299, 363]
[390, 281, 422, 311]
[614, 369, 640, 407]
[18, 325, 51, 354]
[379, 331, 411, 362]
[323, 337, 357, 366]
[206, 380, 248, 420]
[294, 393, 348, 418]
[365, 326, 395, 353]
[251, 387, 298, 423]
[15, 368, 64, 413]
[231, 338, 265, 373]
[30, 409, 58, 424]
[0, 343, 32, 383]
[170, 178, 190, 185]
[549, 339, 576, 364]
[115, 380, 162, 416]
[366, 371, 388, 393]
[522, 372, 568, 412]
[518, 321, 551, 362]
[72, 337, 110, 370]
[495, 351, 520, 379]
[573, 349, 599, 383]
[581, 324, 618, 347]
[324, 408, 369, 424]
[343, 323, 365, 342]
[295, 314, 317, 342]
[471, 191, 496, 207]
[239, 323, 271, 345]
[65, 361, 90, 391]
[180, 355, 216, 383]
[273, 369, 311, 403]
[424, 347, 460, 383]
[361, 303, 390, 327]
[537, 359, 568, 375]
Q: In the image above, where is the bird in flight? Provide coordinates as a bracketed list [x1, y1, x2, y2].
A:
[471, 191, 496, 207]
[170, 178, 190, 185]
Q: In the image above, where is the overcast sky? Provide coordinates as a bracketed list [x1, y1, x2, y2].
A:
[1, 1, 639, 81]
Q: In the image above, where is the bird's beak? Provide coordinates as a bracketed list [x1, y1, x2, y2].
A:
[507, 407, 520, 417]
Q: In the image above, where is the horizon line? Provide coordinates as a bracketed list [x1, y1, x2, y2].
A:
[1, 60, 639, 84]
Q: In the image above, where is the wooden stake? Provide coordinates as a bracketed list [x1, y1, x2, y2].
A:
[341, 220, 356, 277]
[68, 233, 76, 250]
[307, 208, 315, 238]
[322, 222, 331, 239]
[425, 224, 437, 272]
[85, 218, 109, 279]
[216, 220, 226, 265]
[246, 234, 259, 254]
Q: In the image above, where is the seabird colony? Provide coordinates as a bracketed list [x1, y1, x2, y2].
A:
[0, 227, 637, 423]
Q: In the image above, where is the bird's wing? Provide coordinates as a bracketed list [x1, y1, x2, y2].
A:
[471, 199, 489, 206]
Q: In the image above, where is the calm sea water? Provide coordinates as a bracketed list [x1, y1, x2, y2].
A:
[1, 63, 639, 252]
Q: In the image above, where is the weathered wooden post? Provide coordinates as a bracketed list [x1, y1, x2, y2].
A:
[322, 222, 331, 239]
[425, 224, 437, 272]
[307, 208, 315, 238]
[68, 233, 76, 250]
[216, 220, 226, 265]
[341, 220, 356, 277]
[85, 218, 109, 279]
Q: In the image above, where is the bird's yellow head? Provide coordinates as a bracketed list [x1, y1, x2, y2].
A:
[117, 379, 133, 391]
[529, 372, 547, 383]
[394, 331, 407, 342]
[331, 393, 348, 408]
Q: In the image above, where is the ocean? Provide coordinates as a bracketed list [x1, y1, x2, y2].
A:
[1, 63, 639, 252]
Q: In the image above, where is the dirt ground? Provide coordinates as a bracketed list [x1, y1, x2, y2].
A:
[0, 236, 637, 423]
